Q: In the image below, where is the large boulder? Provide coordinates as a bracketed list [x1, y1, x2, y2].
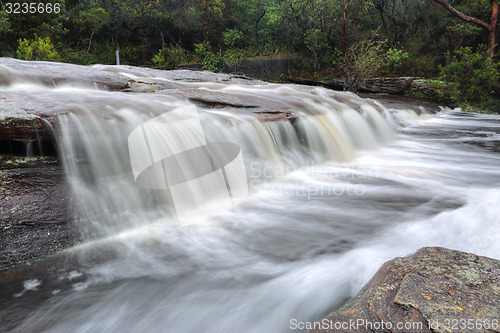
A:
[307, 247, 500, 333]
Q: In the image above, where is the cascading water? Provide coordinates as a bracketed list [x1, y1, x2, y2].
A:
[54, 83, 396, 237]
[2, 63, 500, 333]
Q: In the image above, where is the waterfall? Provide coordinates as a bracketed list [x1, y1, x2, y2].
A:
[49, 82, 407, 237]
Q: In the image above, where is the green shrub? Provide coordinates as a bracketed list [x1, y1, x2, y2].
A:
[0, 11, 10, 34]
[194, 41, 212, 62]
[380, 48, 409, 75]
[329, 48, 343, 74]
[223, 29, 244, 48]
[221, 49, 243, 70]
[405, 55, 436, 77]
[194, 41, 222, 71]
[439, 45, 499, 111]
[17, 36, 59, 61]
[342, 38, 385, 92]
[58, 46, 97, 65]
[152, 45, 189, 69]
[202, 51, 223, 72]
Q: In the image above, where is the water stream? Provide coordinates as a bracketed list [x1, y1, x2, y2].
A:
[1, 70, 500, 333]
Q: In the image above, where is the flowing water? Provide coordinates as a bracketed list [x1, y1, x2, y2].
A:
[1, 67, 500, 333]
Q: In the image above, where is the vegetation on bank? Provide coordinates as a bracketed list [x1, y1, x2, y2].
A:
[0, 0, 498, 112]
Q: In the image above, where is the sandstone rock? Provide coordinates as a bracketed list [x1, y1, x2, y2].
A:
[288, 77, 415, 94]
[0, 156, 80, 273]
[158, 88, 298, 122]
[307, 247, 500, 333]
[288, 77, 453, 100]
[360, 77, 415, 94]
[0, 108, 48, 142]
[0, 58, 128, 90]
[0, 59, 283, 145]
[408, 79, 453, 98]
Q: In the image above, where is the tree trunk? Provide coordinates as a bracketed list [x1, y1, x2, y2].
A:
[432, 0, 498, 58]
[489, 0, 498, 58]
[343, 0, 352, 52]
[87, 29, 95, 53]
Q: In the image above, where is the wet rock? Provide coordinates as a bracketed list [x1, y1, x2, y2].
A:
[0, 156, 80, 273]
[360, 77, 415, 94]
[0, 94, 75, 145]
[289, 77, 447, 96]
[158, 88, 298, 122]
[288, 77, 415, 94]
[361, 93, 447, 114]
[125, 77, 184, 92]
[307, 247, 500, 333]
[0, 59, 273, 144]
[0, 108, 48, 142]
[408, 79, 453, 98]
[0, 58, 128, 90]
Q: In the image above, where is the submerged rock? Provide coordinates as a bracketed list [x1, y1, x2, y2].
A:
[307, 247, 500, 333]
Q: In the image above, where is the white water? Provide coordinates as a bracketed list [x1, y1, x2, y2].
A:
[2, 72, 500, 333]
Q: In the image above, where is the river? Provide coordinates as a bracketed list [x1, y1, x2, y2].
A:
[1, 68, 500, 333]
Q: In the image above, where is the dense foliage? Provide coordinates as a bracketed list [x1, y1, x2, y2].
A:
[0, 0, 498, 110]
[440, 45, 500, 111]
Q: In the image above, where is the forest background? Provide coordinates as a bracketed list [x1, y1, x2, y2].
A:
[1, 0, 498, 111]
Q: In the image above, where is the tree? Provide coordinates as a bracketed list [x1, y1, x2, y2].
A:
[0, 12, 10, 35]
[74, 7, 110, 52]
[280, 0, 342, 71]
[440, 45, 499, 110]
[372, 0, 430, 47]
[432, 0, 498, 58]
